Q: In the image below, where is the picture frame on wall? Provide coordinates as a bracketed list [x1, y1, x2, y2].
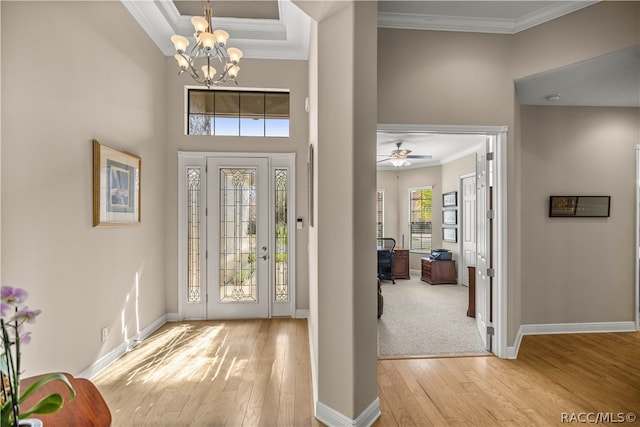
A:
[442, 227, 457, 243]
[93, 139, 141, 227]
[443, 191, 457, 207]
[442, 209, 457, 225]
[548, 195, 611, 217]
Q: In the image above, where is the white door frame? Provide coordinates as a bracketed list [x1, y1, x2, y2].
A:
[378, 124, 508, 358]
[177, 151, 297, 320]
[634, 144, 640, 330]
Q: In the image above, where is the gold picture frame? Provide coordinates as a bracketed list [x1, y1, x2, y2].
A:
[93, 140, 141, 226]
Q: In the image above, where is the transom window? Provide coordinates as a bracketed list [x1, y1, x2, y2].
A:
[188, 89, 290, 137]
[409, 187, 433, 251]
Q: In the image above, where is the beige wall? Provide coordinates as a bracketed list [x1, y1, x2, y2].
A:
[378, 30, 513, 127]
[441, 154, 476, 261]
[1, 1, 167, 375]
[512, 1, 640, 79]
[520, 106, 639, 324]
[163, 57, 310, 315]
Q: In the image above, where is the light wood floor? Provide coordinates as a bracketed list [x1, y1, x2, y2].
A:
[375, 332, 640, 426]
[94, 320, 640, 426]
[93, 318, 320, 427]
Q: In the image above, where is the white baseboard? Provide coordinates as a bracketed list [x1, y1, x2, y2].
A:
[507, 321, 637, 359]
[307, 315, 318, 406]
[166, 312, 180, 322]
[316, 398, 381, 427]
[76, 314, 168, 379]
[296, 309, 310, 318]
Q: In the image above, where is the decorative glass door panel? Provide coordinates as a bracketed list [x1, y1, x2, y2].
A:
[274, 169, 289, 302]
[207, 157, 269, 319]
[219, 168, 258, 303]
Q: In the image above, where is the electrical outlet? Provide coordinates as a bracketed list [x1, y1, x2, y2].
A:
[101, 327, 108, 343]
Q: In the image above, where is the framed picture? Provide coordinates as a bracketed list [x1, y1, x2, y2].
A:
[442, 227, 457, 243]
[443, 191, 457, 207]
[549, 196, 610, 217]
[93, 140, 141, 226]
[442, 209, 457, 225]
[308, 144, 314, 227]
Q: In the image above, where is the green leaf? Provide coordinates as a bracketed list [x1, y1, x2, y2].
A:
[18, 372, 75, 405]
[19, 393, 64, 418]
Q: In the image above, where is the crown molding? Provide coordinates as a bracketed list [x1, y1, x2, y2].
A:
[121, 0, 309, 60]
[378, 1, 599, 34]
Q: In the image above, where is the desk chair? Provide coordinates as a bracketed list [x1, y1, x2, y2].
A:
[377, 237, 396, 284]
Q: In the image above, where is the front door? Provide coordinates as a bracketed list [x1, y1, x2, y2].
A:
[206, 157, 270, 319]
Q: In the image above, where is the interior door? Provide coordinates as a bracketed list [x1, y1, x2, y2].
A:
[207, 157, 270, 319]
[475, 142, 490, 350]
[461, 175, 476, 286]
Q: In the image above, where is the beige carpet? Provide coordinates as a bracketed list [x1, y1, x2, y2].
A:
[377, 274, 487, 357]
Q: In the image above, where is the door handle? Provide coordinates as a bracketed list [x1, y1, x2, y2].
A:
[261, 255, 268, 260]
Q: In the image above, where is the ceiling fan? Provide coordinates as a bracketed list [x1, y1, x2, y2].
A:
[377, 141, 432, 167]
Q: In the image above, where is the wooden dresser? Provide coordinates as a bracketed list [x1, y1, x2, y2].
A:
[421, 257, 457, 285]
[392, 248, 410, 279]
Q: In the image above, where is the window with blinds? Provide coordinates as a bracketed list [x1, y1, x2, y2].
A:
[409, 187, 433, 251]
[187, 89, 290, 137]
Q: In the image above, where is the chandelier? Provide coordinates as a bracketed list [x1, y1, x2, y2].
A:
[170, 1, 243, 88]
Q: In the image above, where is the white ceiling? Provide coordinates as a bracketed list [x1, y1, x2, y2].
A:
[121, 0, 638, 169]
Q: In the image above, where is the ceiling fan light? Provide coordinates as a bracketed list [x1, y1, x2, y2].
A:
[390, 158, 410, 167]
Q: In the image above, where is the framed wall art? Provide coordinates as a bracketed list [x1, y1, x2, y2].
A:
[442, 227, 457, 243]
[548, 195, 610, 218]
[443, 191, 457, 207]
[93, 139, 141, 226]
[442, 209, 457, 225]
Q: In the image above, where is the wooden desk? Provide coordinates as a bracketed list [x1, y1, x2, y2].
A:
[21, 373, 111, 427]
[421, 257, 457, 284]
[391, 248, 410, 280]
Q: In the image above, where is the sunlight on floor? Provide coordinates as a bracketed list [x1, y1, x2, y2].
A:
[95, 322, 250, 386]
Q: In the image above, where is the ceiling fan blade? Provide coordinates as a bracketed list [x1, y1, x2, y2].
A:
[377, 158, 391, 163]
[406, 154, 433, 159]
